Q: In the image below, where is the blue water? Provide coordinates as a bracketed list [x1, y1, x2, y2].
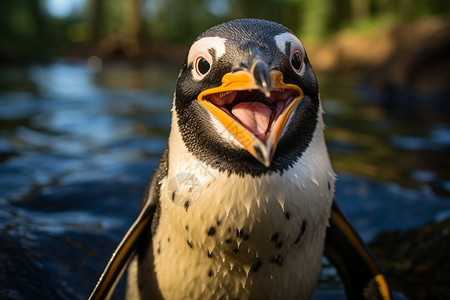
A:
[0, 59, 449, 299]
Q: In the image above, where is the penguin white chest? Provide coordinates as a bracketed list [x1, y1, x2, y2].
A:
[150, 155, 334, 300]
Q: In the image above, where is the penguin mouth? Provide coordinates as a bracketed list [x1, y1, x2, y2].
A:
[197, 70, 303, 167]
[203, 89, 299, 142]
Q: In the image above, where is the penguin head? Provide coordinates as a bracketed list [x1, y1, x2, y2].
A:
[175, 19, 320, 176]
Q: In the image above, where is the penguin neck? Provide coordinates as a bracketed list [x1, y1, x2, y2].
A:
[174, 93, 321, 177]
[166, 105, 336, 217]
[166, 99, 336, 208]
[170, 98, 331, 177]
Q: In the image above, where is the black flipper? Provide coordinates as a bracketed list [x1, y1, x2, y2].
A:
[88, 146, 169, 300]
[325, 199, 392, 300]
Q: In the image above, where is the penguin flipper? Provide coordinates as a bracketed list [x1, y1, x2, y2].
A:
[88, 147, 168, 300]
[324, 199, 391, 300]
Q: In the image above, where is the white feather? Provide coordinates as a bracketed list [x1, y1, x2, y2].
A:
[274, 32, 306, 77]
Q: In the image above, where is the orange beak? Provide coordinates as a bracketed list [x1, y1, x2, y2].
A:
[198, 67, 303, 167]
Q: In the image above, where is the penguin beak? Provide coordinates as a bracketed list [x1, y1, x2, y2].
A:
[198, 64, 303, 167]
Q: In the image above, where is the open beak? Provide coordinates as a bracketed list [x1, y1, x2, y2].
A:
[197, 62, 303, 167]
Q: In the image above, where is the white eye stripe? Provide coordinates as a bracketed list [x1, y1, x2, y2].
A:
[274, 32, 305, 56]
[274, 32, 306, 76]
[188, 36, 227, 81]
[187, 36, 227, 66]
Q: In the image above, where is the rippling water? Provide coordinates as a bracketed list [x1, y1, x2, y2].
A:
[0, 59, 449, 299]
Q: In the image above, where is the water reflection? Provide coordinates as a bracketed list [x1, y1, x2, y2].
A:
[319, 74, 450, 197]
[0, 60, 449, 299]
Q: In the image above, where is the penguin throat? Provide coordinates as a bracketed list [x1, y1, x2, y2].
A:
[205, 89, 298, 142]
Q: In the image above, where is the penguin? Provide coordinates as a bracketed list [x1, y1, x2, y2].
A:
[89, 19, 391, 300]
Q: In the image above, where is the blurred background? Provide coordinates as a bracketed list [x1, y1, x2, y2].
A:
[0, 1, 449, 299]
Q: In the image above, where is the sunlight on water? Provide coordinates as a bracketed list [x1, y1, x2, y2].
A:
[0, 60, 448, 299]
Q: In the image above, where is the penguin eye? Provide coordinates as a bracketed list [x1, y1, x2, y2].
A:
[195, 56, 211, 77]
[290, 51, 302, 73]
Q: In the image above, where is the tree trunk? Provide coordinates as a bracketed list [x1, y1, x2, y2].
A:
[351, 0, 370, 21]
[121, 0, 143, 57]
[90, 0, 104, 44]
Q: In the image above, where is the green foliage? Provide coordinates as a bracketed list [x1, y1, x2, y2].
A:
[0, 0, 448, 61]
[0, 0, 46, 60]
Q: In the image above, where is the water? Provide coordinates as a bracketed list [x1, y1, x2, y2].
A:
[0, 59, 449, 299]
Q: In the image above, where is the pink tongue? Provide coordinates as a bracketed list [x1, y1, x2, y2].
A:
[231, 102, 271, 140]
